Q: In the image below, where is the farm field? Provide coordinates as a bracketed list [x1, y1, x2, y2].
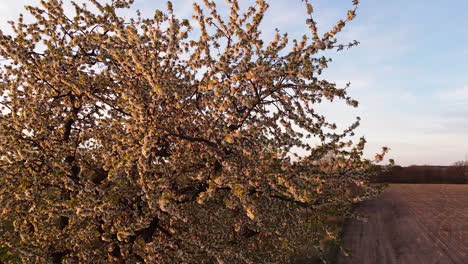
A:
[338, 184, 468, 264]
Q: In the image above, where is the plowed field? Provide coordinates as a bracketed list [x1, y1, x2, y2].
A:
[338, 184, 468, 264]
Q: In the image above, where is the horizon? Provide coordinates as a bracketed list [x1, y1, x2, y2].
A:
[1, 0, 467, 166]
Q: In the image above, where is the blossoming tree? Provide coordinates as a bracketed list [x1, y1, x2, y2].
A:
[0, 0, 386, 263]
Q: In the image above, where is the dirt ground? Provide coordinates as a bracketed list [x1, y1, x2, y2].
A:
[338, 184, 468, 264]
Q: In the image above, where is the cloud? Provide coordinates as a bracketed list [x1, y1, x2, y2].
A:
[437, 86, 468, 101]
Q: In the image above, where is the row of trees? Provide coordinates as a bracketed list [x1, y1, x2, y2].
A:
[453, 160, 468, 167]
[374, 164, 468, 184]
[0, 0, 386, 263]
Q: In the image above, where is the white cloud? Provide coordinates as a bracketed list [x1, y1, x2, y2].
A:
[437, 86, 468, 100]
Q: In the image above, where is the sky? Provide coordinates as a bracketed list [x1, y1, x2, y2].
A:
[1, 0, 467, 166]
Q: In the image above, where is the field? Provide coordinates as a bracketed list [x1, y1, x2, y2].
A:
[338, 184, 468, 264]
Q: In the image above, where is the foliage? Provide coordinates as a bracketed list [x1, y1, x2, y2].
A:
[0, 0, 385, 263]
[375, 165, 468, 184]
[453, 161, 468, 183]
[452, 160, 468, 167]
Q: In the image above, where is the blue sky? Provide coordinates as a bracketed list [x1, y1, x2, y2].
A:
[1, 0, 467, 166]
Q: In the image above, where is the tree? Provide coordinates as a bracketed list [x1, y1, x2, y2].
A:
[453, 160, 468, 167]
[452, 160, 468, 183]
[0, 0, 386, 263]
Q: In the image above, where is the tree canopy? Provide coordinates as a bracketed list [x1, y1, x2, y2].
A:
[0, 0, 386, 263]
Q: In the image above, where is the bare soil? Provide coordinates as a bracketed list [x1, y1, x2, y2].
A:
[338, 184, 468, 264]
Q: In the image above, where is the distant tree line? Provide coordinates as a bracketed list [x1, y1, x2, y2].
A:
[372, 163, 468, 184]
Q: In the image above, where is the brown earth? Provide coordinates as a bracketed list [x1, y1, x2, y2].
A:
[338, 184, 468, 264]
